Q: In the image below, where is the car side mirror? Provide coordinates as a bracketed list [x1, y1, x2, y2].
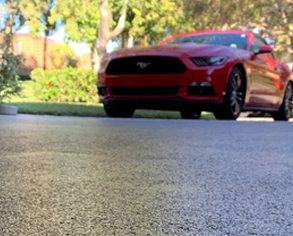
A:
[257, 45, 273, 54]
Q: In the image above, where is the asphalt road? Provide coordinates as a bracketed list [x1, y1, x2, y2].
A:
[0, 115, 293, 236]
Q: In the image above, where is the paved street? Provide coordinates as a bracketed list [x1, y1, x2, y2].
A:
[0, 115, 293, 236]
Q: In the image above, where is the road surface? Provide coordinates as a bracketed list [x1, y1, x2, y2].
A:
[0, 115, 293, 235]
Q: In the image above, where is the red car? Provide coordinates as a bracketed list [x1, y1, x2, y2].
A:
[98, 30, 293, 121]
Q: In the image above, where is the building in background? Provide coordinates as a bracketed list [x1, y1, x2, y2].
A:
[11, 33, 92, 75]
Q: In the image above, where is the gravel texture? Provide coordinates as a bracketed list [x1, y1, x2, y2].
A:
[0, 115, 293, 236]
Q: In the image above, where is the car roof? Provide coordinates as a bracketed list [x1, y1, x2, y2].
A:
[159, 30, 254, 45]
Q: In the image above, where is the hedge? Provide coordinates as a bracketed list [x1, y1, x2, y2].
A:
[31, 67, 98, 103]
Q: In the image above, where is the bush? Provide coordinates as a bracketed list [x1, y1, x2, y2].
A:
[18, 74, 31, 81]
[0, 50, 22, 103]
[51, 44, 77, 69]
[31, 67, 98, 103]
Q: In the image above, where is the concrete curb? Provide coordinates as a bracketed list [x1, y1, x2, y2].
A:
[237, 117, 293, 122]
[0, 104, 18, 115]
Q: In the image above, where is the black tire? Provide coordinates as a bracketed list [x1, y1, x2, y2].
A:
[104, 103, 134, 118]
[180, 110, 201, 119]
[271, 83, 293, 121]
[213, 67, 245, 120]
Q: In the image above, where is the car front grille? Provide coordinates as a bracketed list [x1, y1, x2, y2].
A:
[106, 56, 186, 75]
[109, 86, 180, 96]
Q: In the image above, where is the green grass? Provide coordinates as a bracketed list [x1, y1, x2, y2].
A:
[8, 101, 215, 119]
[6, 80, 39, 102]
[8, 102, 106, 117]
[4, 80, 215, 119]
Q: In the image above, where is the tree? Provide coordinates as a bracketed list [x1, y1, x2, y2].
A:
[97, 0, 128, 71]
[0, 49, 22, 103]
[51, 43, 77, 68]
[54, 0, 129, 71]
[259, 0, 293, 61]
[1, 0, 26, 50]
[19, 0, 58, 70]
[183, 0, 263, 31]
[52, 0, 100, 68]
[0, 1, 23, 103]
[125, 0, 186, 46]
[122, 0, 262, 47]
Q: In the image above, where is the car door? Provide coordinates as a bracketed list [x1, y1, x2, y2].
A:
[246, 36, 281, 108]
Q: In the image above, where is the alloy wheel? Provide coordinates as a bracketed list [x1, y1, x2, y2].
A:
[230, 72, 244, 116]
[284, 83, 293, 119]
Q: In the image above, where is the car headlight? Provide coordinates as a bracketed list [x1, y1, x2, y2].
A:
[190, 56, 228, 66]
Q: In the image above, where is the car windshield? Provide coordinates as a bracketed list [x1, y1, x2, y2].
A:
[164, 33, 248, 49]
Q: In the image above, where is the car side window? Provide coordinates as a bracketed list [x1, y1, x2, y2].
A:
[251, 36, 275, 58]
[250, 37, 264, 54]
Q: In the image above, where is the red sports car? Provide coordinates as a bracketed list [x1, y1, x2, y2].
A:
[97, 30, 293, 121]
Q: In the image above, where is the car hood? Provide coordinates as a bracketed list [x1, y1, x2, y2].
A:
[108, 43, 235, 59]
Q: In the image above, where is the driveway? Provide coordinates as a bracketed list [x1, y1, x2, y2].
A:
[0, 115, 293, 235]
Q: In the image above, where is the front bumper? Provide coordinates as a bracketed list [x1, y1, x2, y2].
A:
[100, 97, 221, 112]
[97, 53, 233, 111]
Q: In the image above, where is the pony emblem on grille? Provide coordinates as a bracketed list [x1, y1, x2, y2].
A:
[136, 62, 152, 69]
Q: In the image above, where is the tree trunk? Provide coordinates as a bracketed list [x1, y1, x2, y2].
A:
[2, 16, 14, 51]
[290, 37, 293, 63]
[121, 32, 126, 48]
[99, 0, 110, 56]
[141, 35, 148, 46]
[92, 47, 100, 73]
[43, 34, 48, 70]
[127, 34, 134, 48]
[95, 0, 129, 72]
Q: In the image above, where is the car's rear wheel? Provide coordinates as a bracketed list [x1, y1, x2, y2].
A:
[180, 110, 201, 119]
[271, 83, 293, 121]
[104, 103, 134, 118]
[213, 67, 245, 120]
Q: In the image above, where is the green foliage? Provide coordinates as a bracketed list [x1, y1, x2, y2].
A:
[31, 67, 98, 103]
[18, 0, 59, 69]
[6, 0, 293, 62]
[0, 50, 22, 103]
[183, 0, 263, 31]
[258, 0, 293, 60]
[18, 74, 32, 81]
[128, 0, 185, 45]
[51, 44, 77, 69]
[19, 0, 57, 36]
[53, 0, 100, 47]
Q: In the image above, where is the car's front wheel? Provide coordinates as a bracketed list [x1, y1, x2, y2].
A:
[213, 67, 245, 120]
[104, 103, 134, 118]
[180, 110, 201, 119]
[271, 83, 293, 121]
